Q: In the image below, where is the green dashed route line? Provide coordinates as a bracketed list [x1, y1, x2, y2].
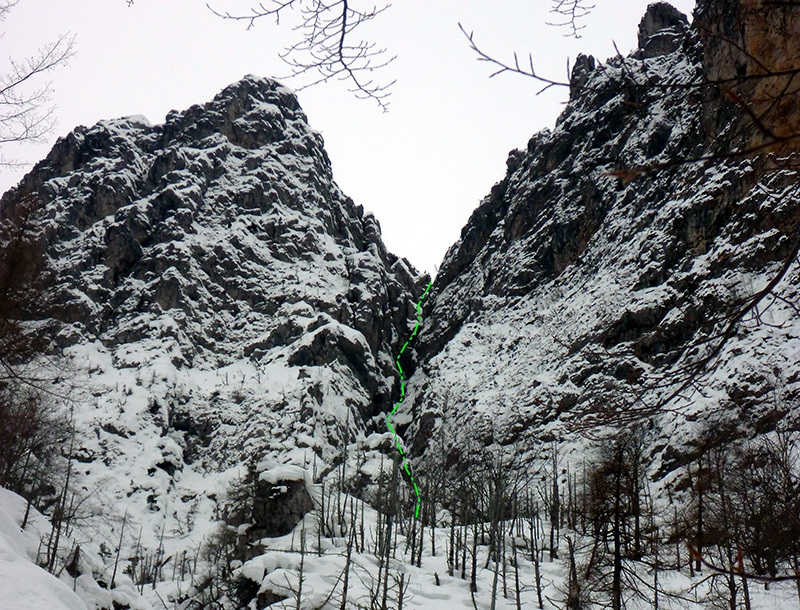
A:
[386, 280, 432, 519]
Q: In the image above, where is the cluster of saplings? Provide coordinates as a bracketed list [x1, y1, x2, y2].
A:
[400, 422, 800, 610]
[3, 355, 800, 610]
[186, 418, 799, 610]
[0, 381, 79, 569]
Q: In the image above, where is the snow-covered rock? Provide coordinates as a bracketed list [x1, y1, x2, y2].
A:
[0, 74, 425, 606]
[2, 0, 800, 607]
[406, 0, 800, 486]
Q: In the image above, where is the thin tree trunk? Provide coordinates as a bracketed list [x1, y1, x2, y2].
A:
[513, 544, 522, 610]
[550, 444, 559, 561]
[318, 480, 325, 554]
[416, 520, 424, 568]
[528, 492, 543, 609]
[742, 573, 751, 610]
[430, 496, 436, 557]
[612, 468, 622, 610]
[674, 505, 681, 573]
[490, 548, 500, 610]
[461, 523, 467, 580]
[581, 458, 587, 532]
[740, 552, 752, 610]
[633, 456, 641, 560]
[793, 557, 800, 608]
[502, 531, 507, 599]
[696, 457, 703, 573]
[448, 524, 455, 577]
[360, 497, 365, 553]
[407, 516, 416, 565]
[397, 573, 406, 610]
[296, 525, 305, 610]
[566, 536, 581, 610]
[471, 521, 478, 593]
[381, 459, 399, 610]
[340, 525, 354, 610]
[533, 530, 543, 609]
[654, 526, 659, 610]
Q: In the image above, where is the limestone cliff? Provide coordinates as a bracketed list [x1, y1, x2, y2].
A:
[404, 0, 800, 484]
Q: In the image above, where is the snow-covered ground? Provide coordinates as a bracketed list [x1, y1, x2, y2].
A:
[0, 486, 152, 610]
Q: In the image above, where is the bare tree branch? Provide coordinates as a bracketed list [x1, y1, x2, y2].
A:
[206, 0, 395, 110]
[687, 544, 800, 582]
[0, 7, 75, 169]
[0, 1, 19, 21]
[548, 0, 595, 39]
[458, 23, 570, 96]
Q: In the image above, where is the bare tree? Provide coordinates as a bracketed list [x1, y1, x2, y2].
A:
[0, 193, 73, 519]
[0, 193, 48, 381]
[577, 427, 657, 610]
[0, 1, 75, 168]
[0, 384, 67, 497]
[684, 429, 800, 603]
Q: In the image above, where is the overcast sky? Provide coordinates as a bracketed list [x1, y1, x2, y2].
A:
[1, 0, 696, 276]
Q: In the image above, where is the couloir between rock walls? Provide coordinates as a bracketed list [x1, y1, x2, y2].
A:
[1, 1, 800, 607]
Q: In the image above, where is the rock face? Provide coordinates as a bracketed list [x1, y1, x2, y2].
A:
[251, 478, 313, 538]
[0, 75, 425, 557]
[250, 466, 315, 539]
[696, 0, 800, 151]
[404, 0, 800, 479]
[3, 77, 423, 376]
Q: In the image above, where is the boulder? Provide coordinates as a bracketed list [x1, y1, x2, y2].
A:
[251, 467, 314, 538]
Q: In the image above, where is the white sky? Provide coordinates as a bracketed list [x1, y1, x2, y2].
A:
[1, 0, 696, 276]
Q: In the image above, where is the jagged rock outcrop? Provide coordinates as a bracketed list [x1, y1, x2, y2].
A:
[2, 77, 424, 373]
[250, 466, 314, 539]
[404, 0, 800, 481]
[0, 75, 426, 570]
[636, 2, 689, 59]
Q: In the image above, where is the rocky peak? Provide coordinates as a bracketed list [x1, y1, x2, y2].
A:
[635, 2, 689, 59]
[0, 75, 427, 484]
[569, 53, 596, 100]
[162, 75, 313, 152]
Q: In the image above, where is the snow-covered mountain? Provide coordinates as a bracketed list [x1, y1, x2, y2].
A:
[2, 0, 800, 608]
[4, 73, 426, 462]
[0, 75, 427, 608]
[404, 0, 800, 484]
